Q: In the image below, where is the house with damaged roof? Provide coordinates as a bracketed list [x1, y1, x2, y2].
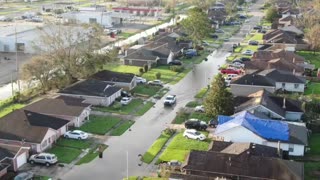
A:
[214, 111, 308, 156]
[234, 89, 303, 121]
[230, 69, 306, 96]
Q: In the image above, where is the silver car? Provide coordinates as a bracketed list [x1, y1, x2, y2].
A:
[29, 153, 58, 166]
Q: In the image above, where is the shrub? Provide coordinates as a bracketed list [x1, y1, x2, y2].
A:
[170, 65, 185, 72]
[156, 72, 161, 79]
[143, 64, 149, 72]
[113, 102, 122, 110]
[139, 68, 144, 75]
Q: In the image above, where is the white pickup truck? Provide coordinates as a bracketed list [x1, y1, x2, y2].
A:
[164, 95, 176, 106]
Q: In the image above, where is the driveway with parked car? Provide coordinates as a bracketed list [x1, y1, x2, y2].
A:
[61, 0, 264, 179]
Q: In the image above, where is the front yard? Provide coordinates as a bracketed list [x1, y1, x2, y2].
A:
[132, 84, 162, 97]
[297, 51, 320, 68]
[78, 115, 121, 135]
[157, 132, 211, 163]
[305, 83, 320, 96]
[48, 146, 82, 164]
[304, 134, 320, 179]
[93, 99, 143, 115]
[0, 103, 26, 118]
[110, 120, 135, 136]
[76, 144, 108, 165]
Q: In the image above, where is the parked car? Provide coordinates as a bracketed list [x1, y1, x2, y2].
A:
[121, 90, 131, 97]
[208, 119, 218, 128]
[215, 29, 224, 33]
[211, 34, 219, 39]
[232, 59, 243, 64]
[231, 62, 245, 68]
[183, 129, 206, 141]
[64, 130, 89, 140]
[239, 15, 247, 19]
[240, 57, 251, 62]
[248, 40, 259, 45]
[14, 172, 34, 180]
[253, 25, 262, 30]
[224, 38, 230, 42]
[104, 28, 121, 35]
[202, 41, 210, 46]
[184, 49, 197, 57]
[227, 74, 239, 79]
[29, 153, 58, 166]
[121, 97, 132, 105]
[194, 105, 205, 112]
[148, 80, 163, 86]
[259, 29, 267, 33]
[242, 50, 254, 56]
[167, 160, 182, 170]
[220, 68, 241, 75]
[185, 119, 208, 130]
[169, 60, 182, 66]
[164, 95, 176, 106]
[136, 76, 147, 84]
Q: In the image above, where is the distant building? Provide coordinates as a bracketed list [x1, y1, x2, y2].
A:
[112, 7, 162, 17]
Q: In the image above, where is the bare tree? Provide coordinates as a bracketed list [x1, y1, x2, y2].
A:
[305, 24, 320, 54]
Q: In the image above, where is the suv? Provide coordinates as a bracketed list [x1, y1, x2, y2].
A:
[208, 119, 218, 128]
[121, 91, 131, 97]
[185, 119, 208, 130]
[164, 95, 176, 106]
[169, 60, 182, 66]
[29, 153, 58, 166]
[248, 40, 259, 46]
[148, 80, 163, 86]
[183, 129, 206, 141]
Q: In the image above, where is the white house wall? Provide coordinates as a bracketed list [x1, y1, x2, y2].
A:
[275, 82, 305, 93]
[267, 141, 305, 156]
[215, 126, 265, 143]
[285, 111, 303, 121]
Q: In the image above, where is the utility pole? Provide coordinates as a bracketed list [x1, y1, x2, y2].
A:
[15, 24, 20, 94]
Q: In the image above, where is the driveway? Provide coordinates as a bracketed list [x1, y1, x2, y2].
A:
[60, 2, 264, 180]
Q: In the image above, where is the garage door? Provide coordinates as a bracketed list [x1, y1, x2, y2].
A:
[16, 152, 27, 168]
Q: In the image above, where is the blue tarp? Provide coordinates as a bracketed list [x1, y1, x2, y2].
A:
[215, 111, 289, 141]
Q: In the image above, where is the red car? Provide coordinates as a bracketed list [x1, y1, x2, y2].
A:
[220, 68, 241, 74]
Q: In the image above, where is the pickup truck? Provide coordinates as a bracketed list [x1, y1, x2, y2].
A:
[164, 95, 176, 106]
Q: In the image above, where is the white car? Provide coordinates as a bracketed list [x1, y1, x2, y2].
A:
[64, 130, 88, 140]
[231, 62, 245, 68]
[148, 80, 163, 86]
[242, 50, 254, 56]
[29, 153, 58, 166]
[183, 129, 206, 141]
[194, 105, 205, 112]
[136, 77, 147, 84]
[121, 97, 132, 105]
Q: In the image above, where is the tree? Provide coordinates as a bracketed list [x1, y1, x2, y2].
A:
[144, 64, 149, 72]
[204, 74, 234, 118]
[181, 7, 211, 46]
[21, 56, 55, 93]
[305, 24, 320, 54]
[265, 6, 279, 22]
[186, 0, 216, 11]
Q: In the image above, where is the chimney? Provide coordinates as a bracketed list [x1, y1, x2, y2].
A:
[293, 57, 296, 64]
[293, 68, 296, 75]
[282, 97, 286, 109]
[277, 141, 281, 157]
[125, 50, 128, 57]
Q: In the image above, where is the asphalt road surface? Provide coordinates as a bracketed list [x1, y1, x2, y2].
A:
[60, 1, 264, 180]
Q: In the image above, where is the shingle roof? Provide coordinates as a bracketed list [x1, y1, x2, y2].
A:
[184, 151, 304, 180]
[0, 110, 69, 143]
[90, 70, 135, 83]
[258, 69, 305, 83]
[59, 79, 121, 97]
[263, 29, 305, 44]
[252, 49, 305, 65]
[0, 147, 15, 160]
[24, 97, 90, 118]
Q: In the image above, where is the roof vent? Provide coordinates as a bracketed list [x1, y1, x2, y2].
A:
[27, 113, 32, 116]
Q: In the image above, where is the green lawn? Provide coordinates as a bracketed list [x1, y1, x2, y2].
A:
[172, 111, 190, 124]
[55, 138, 92, 149]
[141, 132, 172, 163]
[245, 33, 263, 42]
[297, 51, 320, 68]
[132, 84, 161, 97]
[189, 112, 212, 123]
[142, 66, 177, 83]
[154, 88, 169, 99]
[308, 134, 320, 155]
[305, 83, 320, 95]
[118, 32, 135, 39]
[185, 101, 201, 108]
[93, 99, 143, 114]
[157, 132, 211, 163]
[76, 144, 108, 165]
[234, 45, 259, 53]
[105, 65, 141, 74]
[110, 120, 135, 136]
[305, 162, 320, 180]
[0, 103, 25, 118]
[78, 116, 121, 135]
[170, 68, 191, 85]
[47, 146, 82, 164]
[194, 88, 209, 98]
[135, 101, 155, 116]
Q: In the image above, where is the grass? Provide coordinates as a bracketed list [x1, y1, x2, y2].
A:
[76, 144, 108, 165]
[185, 101, 201, 108]
[0, 103, 25, 118]
[93, 99, 143, 114]
[194, 88, 209, 98]
[141, 132, 172, 163]
[172, 111, 190, 124]
[55, 138, 92, 149]
[110, 120, 135, 136]
[47, 146, 82, 164]
[305, 83, 320, 95]
[189, 112, 212, 123]
[135, 101, 155, 116]
[245, 33, 263, 42]
[105, 65, 141, 74]
[307, 134, 320, 155]
[118, 32, 135, 38]
[154, 88, 169, 99]
[297, 51, 320, 68]
[305, 162, 320, 180]
[142, 66, 177, 83]
[157, 132, 211, 163]
[169, 68, 191, 85]
[234, 45, 259, 53]
[78, 116, 121, 135]
[132, 84, 161, 97]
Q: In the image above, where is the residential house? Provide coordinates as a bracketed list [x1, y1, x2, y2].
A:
[59, 79, 122, 107]
[90, 70, 137, 91]
[234, 89, 303, 121]
[251, 49, 314, 70]
[263, 29, 308, 50]
[183, 150, 304, 179]
[23, 96, 91, 127]
[0, 144, 30, 172]
[112, 7, 162, 17]
[208, 8, 227, 27]
[209, 141, 283, 158]
[278, 16, 294, 28]
[214, 111, 308, 156]
[280, 25, 304, 37]
[0, 110, 70, 153]
[230, 69, 306, 96]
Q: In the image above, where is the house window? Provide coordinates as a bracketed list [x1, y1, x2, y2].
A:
[289, 144, 294, 152]
[294, 84, 299, 89]
[89, 18, 97, 23]
[282, 83, 286, 88]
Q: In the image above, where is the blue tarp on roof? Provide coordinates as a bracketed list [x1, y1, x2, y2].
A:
[215, 111, 289, 141]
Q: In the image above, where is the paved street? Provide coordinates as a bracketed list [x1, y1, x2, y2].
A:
[61, 1, 264, 180]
